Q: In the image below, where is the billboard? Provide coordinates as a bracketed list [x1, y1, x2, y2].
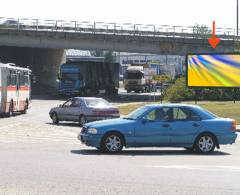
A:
[187, 53, 240, 87]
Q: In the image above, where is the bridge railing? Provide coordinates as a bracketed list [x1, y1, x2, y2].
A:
[0, 17, 237, 40]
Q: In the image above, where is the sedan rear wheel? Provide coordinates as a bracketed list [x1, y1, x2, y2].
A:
[195, 134, 216, 154]
[51, 113, 59, 124]
[101, 133, 123, 153]
[79, 115, 86, 127]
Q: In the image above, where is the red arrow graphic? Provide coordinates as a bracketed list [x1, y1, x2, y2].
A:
[208, 21, 221, 49]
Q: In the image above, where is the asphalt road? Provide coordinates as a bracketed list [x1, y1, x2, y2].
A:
[1, 99, 240, 195]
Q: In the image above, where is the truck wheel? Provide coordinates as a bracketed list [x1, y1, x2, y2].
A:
[135, 90, 140, 93]
[112, 88, 118, 95]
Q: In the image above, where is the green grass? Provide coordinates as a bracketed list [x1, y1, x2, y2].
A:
[190, 101, 240, 123]
[118, 103, 147, 115]
[118, 101, 240, 124]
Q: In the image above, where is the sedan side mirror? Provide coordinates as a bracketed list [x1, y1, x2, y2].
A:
[141, 118, 150, 124]
[141, 117, 154, 124]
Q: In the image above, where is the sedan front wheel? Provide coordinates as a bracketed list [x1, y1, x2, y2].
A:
[101, 133, 124, 153]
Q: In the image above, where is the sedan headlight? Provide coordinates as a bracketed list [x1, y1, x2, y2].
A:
[88, 128, 98, 134]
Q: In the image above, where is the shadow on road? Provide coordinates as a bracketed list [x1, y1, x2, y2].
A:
[70, 149, 230, 156]
[46, 122, 81, 127]
[0, 112, 23, 118]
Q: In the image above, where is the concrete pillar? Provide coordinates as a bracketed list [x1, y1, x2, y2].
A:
[0, 46, 66, 91]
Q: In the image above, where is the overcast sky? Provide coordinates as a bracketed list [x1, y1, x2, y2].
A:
[1, 0, 237, 28]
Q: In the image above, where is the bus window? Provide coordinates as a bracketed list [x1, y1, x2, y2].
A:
[7, 70, 17, 86]
[24, 72, 30, 86]
[20, 71, 29, 86]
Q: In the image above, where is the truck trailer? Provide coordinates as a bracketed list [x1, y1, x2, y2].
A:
[58, 60, 119, 96]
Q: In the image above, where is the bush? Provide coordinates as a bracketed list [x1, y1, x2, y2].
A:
[164, 77, 240, 102]
[164, 77, 194, 102]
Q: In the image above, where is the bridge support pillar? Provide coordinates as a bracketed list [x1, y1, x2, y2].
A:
[0, 46, 66, 93]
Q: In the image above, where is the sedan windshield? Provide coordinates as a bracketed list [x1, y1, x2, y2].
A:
[124, 106, 149, 120]
[85, 98, 111, 107]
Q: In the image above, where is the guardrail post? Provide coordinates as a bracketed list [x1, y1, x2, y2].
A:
[36, 19, 39, 31]
[173, 26, 176, 37]
[74, 21, 77, 32]
[93, 22, 96, 34]
[55, 20, 58, 31]
[17, 18, 20, 30]
[114, 23, 116, 34]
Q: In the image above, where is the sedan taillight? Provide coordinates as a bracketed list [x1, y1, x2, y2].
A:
[92, 109, 119, 115]
[231, 120, 237, 131]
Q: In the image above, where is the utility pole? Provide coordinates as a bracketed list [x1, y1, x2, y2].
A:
[237, 0, 239, 36]
[236, 0, 239, 104]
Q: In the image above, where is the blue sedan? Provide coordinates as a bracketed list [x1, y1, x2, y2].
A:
[78, 104, 237, 154]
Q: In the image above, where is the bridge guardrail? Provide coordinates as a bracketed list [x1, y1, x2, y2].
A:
[0, 17, 237, 40]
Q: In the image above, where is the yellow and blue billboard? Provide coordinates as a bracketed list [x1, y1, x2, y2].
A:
[187, 54, 240, 87]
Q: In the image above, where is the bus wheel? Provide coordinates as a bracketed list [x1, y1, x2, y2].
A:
[21, 100, 28, 114]
[21, 105, 27, 114]
[6, 102, 14, 117]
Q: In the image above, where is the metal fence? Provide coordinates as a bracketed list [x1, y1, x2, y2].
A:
[0, 17, 237, 40]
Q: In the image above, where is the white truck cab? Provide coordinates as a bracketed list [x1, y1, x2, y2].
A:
[123, 66, 146, 93]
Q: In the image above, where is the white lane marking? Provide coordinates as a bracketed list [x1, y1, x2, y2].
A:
[145, 165, 240, 172]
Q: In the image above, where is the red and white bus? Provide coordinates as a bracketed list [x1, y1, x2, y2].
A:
[0, 62, 31, 116]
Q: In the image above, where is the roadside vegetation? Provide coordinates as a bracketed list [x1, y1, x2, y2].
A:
[118, 77, 240, 123]
[163, 77, 240, 102]
[118, 101, 240, 123]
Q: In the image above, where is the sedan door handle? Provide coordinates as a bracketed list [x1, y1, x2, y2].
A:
[162, 124, 170, 128]
[192, 123, 200, 127]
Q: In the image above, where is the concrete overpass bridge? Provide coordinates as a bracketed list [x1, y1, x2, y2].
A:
[0, 17, 237, 54]
[0, 17, 238, 89]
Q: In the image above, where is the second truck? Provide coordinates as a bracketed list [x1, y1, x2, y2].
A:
[124, 66, 155, 93]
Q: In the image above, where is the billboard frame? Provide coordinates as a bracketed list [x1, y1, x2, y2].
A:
[186, 52, 240, 88]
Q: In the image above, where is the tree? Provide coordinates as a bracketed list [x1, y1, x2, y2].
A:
[192, 24, 211, 38]
[90, 50, 104, 57]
